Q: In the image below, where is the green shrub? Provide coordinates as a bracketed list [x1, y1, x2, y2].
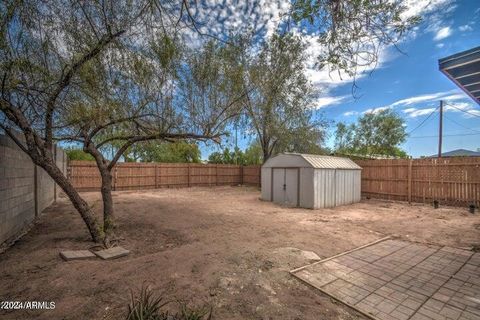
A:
[126, 284, 212, 320]
[65, 148, 95, 161]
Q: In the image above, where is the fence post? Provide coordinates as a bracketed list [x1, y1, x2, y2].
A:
[408, 159, 413, 204]
[259, 166, 261, 188]
[113, 166, 118, 191]
[215, 164, 218, 186]
[154, 164, 158, 189]
[187, 164, 190, 187]
[240, 165, 244, 185]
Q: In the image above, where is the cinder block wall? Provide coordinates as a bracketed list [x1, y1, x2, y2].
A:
[0, 132, 66, 246]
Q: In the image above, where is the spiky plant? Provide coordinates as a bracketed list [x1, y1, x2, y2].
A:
[126, 284, 169, 320]
[177, 302, 212, 320]
[125, 284, 213, 320]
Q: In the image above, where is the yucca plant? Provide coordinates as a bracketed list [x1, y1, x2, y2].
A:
[126, 284, 213, 320]
[126, 284, 169, 320]
[177, 302, 212, 320]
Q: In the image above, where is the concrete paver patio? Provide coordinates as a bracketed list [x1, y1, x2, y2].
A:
[292, 239, 480, 320]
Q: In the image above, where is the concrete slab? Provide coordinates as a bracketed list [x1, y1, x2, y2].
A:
[292, 240, 480, 320]
[60, 250, 96, 261]
[93, 246, 130, 260]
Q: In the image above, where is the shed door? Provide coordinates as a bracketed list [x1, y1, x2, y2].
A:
[272, 168, 298, 207]
[272, 169, 285, 204]
[285, 169, 298, 206]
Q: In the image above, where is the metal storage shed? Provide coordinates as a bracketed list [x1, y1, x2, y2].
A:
[261, 153, 362, 209]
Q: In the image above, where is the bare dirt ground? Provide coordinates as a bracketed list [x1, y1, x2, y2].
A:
[1, 186, 479, 320]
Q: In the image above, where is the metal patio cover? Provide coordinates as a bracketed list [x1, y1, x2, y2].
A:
[439, 46, 480, 105]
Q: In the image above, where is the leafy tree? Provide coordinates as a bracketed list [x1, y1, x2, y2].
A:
[65, 148, 95, 161]
[244, 142, 263, 165]
[208, 147, 244, 165]
[243, 33, 328, 162]
[0, 1, 245, 245]
[208, 142, 264, 165]
[127, 141, 201, 163]
[207, 151, 223, 164]
[334, 109, 408, 158]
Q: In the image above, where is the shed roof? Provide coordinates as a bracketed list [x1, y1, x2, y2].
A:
[262, 153, 362, 169]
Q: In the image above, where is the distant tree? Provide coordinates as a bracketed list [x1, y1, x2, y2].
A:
[208, 147, 244, 165]
[334, 109, 408, 158]
[128, 141, 201, 163]
[242, 33, 328, 163]
[208, 143, 265, 165]
[274, 123, 330, 155]
[207, 151, 224, 164]
[65, 148, 95, 161]
[244, 142, 263, 165]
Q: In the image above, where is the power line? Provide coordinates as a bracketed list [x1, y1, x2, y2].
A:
[443, 114, 480, 133]
[407, 106, 439, 135]
[444, 102, 480, 118]
[410, 132, 480, 138]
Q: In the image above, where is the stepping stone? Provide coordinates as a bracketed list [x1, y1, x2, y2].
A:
[60, 250, 96, 261]
[301, 250, 321, 261]
[93, 246, 130, 260]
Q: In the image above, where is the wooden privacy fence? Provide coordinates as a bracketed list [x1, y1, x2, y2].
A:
[356, 157, 480, 207]
[69, 157, 480, 208]
[68, 161, 260, 191]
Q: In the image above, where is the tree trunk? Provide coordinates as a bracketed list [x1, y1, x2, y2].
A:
[262, 148, 271, 164]
[99, 167, 115, 245]
[40, 159, 104, 243]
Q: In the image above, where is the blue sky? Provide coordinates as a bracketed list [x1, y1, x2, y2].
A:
[202, 0, 480, 159]
[317, 0, 480, 157]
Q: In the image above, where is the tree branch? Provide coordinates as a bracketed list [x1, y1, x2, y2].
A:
[0, 123, 28, 154]
[44, 29, 126, 152]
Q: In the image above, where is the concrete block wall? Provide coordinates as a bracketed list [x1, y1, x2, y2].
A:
[0, 132, 66, 246]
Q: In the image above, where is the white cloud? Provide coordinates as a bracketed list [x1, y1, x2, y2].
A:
[363, 106, 391, 114]
[314, 95, 348, 109]
[184, 1, 290, 45]
[436, 43, 445, 48]
[459, 24, 473, 32]
[400, 0, 454, 19]
[388, 90, 466, 108]
[301, 32, 393, 97]
[403, 107, 437, 117]
[387, 91, 480, 118]
[434, 27, 452, 40]
[343, 111, 359, 116]
[444, 102, 480, 118]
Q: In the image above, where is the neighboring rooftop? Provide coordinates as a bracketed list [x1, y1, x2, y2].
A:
[263, 153, 362, 169]
[439, 46, 480, 105]
[429, 148, 480, 157]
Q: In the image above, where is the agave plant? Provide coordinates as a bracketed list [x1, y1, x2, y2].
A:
[177, 302, 212, 320]
[126, 284, 213, 320]
[126, 284, 169, 320]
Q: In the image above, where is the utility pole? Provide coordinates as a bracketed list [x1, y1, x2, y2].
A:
[438, 100, 443, 158]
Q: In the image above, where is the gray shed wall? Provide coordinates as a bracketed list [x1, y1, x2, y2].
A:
[313, 169, 361, 208]
[299, 167, 314, 208]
